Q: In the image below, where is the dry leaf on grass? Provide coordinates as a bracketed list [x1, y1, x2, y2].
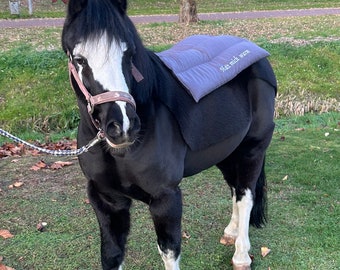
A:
[84, 198, 90, 204]
[50, 161, 73, 170]
[261, 246, 271, 257]
[0, 143, 25, 159]
[0, 229, 14, 239]
[13, 181, 24, 188]
[8, 181, 24, 189]
[30, 160, 47, 171]
[0, 263, 16, 270]
[30, 160, 73, 171]
[182, 231, 191, 239]
[36, 222, 48, 232]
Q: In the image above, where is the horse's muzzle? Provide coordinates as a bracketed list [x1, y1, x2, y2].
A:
[103, 106, 141, 149]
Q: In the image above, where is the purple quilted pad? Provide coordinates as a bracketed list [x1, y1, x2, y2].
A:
[157, 35, 270, 102]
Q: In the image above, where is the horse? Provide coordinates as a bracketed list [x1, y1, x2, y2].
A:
[61, 0, 277, 269]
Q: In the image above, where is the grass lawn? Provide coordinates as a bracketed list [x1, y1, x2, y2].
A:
[0, 113, 339, 269]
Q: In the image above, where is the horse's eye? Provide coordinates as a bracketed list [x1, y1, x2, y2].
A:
[74, 57, 86, 66]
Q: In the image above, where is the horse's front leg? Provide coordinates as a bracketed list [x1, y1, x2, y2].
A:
[149, 187, 182, 270]
[88, 180, 132, 270]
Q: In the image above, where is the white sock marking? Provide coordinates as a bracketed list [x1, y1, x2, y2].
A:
[158, 245, 180, 270]
[223, 188, 239, 238]
[233, 188, 253, 266]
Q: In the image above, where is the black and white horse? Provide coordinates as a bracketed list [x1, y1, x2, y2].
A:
[62, 0, 276, 269]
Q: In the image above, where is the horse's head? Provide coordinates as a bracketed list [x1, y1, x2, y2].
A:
[62, 0, 141, 149]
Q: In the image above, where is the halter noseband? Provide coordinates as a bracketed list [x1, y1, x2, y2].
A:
[67, 53, 143, 131]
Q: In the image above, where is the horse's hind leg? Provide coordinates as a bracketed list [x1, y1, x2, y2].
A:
[218, 77, 275, 269]
[149, 187, 182, 270]
[218, 146, 268, 270]
[217, 127, 274, 269]
[88, 180, 132, 270]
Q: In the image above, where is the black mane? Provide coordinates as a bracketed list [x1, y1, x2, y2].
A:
[63, 0, 130, 49]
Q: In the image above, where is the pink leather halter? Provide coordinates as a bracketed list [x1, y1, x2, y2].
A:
[68, 56, 143, 131]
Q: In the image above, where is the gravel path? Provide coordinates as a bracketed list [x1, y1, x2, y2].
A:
[0, 7, 339, 28]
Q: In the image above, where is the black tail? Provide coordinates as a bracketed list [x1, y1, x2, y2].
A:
[249, 159, 267, 228]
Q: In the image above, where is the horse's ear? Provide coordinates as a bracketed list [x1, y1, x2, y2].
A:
[111, 0, 128, 14]
[67, 0, 88, 17]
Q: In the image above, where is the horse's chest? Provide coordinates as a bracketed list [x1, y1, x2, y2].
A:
[112, 153, 183, 198]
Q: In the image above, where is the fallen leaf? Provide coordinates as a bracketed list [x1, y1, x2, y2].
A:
[0, 264, 16, 270]
[182, 231, 191, 239]
[36, 222, 48, 232]
[13, 181, 24, 188]
[50, 160, 73, 170]
[0, 229, 14, 239]
[30, 160, 47, 171]
[261, 246, 271, 257]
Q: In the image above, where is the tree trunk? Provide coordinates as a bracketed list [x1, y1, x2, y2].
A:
[179, 0, 199, 23]
[27, 0, 33, 15]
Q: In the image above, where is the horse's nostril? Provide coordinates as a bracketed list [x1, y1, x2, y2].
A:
[106, 121, 122, 138]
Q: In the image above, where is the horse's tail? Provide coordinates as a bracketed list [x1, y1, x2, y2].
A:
[250, 158, 267, 228]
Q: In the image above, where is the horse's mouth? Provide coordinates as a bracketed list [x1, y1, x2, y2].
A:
[105, 137, 134, 149]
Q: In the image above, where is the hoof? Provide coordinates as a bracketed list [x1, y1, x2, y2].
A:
[231, 254, 253, 270]
[232, 265, 251, 270]
[219, 235, 236, 246]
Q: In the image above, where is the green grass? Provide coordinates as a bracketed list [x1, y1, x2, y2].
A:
[0, 45, 78, 134]
[1, 0, 339, 18]
[264, 42, 340, 97]
[0, 113, 339, 269]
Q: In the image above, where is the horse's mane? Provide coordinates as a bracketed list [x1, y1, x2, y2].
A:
[65, 0, 129, 45]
